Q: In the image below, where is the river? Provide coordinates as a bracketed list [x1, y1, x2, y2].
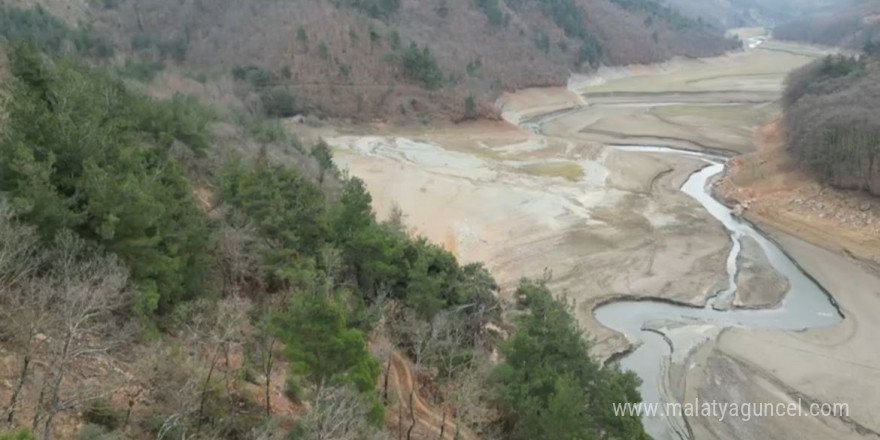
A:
[593, 146, 843, 439]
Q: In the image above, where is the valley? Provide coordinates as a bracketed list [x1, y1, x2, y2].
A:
[2, 0, 879, 437]
[321, 31, 880, 440]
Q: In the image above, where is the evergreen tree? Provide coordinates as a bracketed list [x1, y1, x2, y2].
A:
[493, 279, 649, 440]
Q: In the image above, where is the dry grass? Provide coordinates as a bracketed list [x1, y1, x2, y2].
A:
[580, 41, 829, 94]
[516, 161, 585, 181]
[650, 103, 778, 127]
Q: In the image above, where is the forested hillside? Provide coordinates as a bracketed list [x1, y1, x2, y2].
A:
[774, 0, 880, 48]
[0, 5, 649, 440]
[4, 0, 735, 122]
[782, 51, 880, 195]
[665, 0, 833, 28]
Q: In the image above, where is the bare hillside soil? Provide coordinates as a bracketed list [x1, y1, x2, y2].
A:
[718, 120, 880, 267]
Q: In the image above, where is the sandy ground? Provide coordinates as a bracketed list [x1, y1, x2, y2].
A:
[323, 33, 880, 439]
[684, 231, 880, 439]
[731, 236, 789, 309]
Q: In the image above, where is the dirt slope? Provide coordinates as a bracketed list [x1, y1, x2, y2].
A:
[718, 120, 880, 268]
[384, 352, 475, 440]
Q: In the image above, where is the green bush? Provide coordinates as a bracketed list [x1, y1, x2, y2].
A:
[464, 95, 477, 119]
[231, 64, 273, 88]
[311, 139, 336, 172]
[260, 88, 300, 118]
[75, 424, 128, 440]
[285, 377, 305, 403]
[0, 429, 37, 440]
[400, 43, 443, 89]
[85, 399, 126, 431]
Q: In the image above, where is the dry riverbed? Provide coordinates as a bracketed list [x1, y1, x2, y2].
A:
[316, 34, 879, 440]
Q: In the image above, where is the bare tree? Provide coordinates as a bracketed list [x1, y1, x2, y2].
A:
[192, 299, 246, 437]
[213, 216, 266, 297]
[448, 359, 497, 440]
[297, 384, 375, 440]
[246, 303, 278, 418]
[34, 231, 131, 440]
[144, 344, 201, 440]
[0, 206, 51, 427]
[397, 314, 430, 440]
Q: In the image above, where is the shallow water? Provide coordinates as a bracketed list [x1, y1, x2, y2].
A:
[593, 146, 842, 439]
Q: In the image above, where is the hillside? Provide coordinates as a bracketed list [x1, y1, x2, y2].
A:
[5, 0, 735, 122]
[773, 0, 880, 48]
[0, 6, 652, 440]
[781, 52, 880, 195]
[663, 0, 834, 29]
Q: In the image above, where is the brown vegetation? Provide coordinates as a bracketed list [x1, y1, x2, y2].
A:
[782, 53, 880, 194]
[74, 0, 735, 122]
[718, 120, 880, 268]
[774, 0, 880, 48]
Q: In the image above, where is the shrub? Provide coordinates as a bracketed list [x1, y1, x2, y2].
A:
[76, 424, 128, 440]
[464, 95, 477, 119]
[578, 38, 602, 66]
[0, 429, 37, 440]
[260, 88, 300, 118]
[389, 30, 401, 50]
[231, 65, 274, 88]
[400, 42, 443, 89]
[285, 377, 305, 403]
[85, 399, 126, 431]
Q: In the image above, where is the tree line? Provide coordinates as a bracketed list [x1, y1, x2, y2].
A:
[782, 52, 880, 195]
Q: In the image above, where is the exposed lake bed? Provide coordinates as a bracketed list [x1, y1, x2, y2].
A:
[319, 32, 880, 440]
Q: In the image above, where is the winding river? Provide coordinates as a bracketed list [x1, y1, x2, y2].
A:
[593, 146, 843, 440]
